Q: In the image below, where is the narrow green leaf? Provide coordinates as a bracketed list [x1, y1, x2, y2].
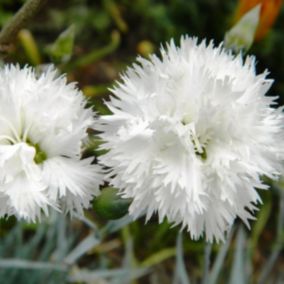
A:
[0, 259, 67, 271]
[100, 214, 134, 237]
[18, 29, 41, 65]
[258, 186, 284, 284]
[202, 243, 212, 284]
[229, 226, 247, 284]
[68, 268, 148, 282]
[113, 226, 137, 284]
[250, 194, 272, 253]
[103, 0, 128, 33]
[173, 232, 190, 284]
[64, 234, 100, 265]
[208, 227, 234, 284]
[141, 248, 176, 267]
[46, 25, 75, 63]
[67, 30, 120, 69]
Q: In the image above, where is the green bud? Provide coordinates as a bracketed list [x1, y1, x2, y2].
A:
[93, 187, 131, 220]
[224, 4, 260, 53]
[46, 25, 75, 64]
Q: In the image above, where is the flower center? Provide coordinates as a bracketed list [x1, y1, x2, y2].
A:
[0, 115, 47, 164]
[190, 133, 207, 161]
[26, 140, 47, 164]
[195, 145, 207, 160]
[181, 118, 208, 161]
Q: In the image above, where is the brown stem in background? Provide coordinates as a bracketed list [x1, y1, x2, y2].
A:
[0, 0, 47, 52]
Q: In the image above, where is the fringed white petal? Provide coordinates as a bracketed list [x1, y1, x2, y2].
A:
[42, 156, 102, 215]
[98, 36, 284, 242]
[0, 65, 102, 221]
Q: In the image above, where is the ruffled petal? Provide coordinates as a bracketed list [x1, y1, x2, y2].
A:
[42, 156, 102, 215]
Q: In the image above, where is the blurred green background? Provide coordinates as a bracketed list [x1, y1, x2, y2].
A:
[0, 0, 284, 283]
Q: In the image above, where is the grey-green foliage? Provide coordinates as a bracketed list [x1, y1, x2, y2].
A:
[228, 227, 247, 284]
[0, 212, 147, 284]
[257, 185, 284, 284]
[173, 232, 190, 284]
[0, 214, 73, 284]
[0, 186, 283, 284]
[200, 184, 284, 284]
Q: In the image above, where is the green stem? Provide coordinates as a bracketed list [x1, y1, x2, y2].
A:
[0, 0, 47, 51]
[65, 30, 120, 71]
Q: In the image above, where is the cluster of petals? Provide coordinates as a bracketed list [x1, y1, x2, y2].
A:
[1, 36, 284, 242]
[98, 36, 284, 241]
[0, 65, 102, 222]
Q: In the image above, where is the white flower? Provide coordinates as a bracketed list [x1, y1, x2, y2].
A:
[98, 36, 284, 242]
[0, 65, 102, 222]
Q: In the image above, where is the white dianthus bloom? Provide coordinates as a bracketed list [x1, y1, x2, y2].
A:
[98, 36, 284, 242]
[0, 65, 102, 222]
